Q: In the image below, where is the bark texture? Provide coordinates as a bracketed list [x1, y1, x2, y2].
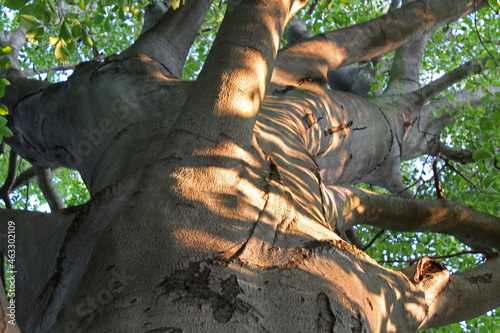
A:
[0, 0, 499, 332]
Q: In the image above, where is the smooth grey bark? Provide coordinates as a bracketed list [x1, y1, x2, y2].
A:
[1, 0, 499, 332]
[34, 167, 65, 212]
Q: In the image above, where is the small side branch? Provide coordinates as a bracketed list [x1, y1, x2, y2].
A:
[22, 64, 77, 77]
[0, 150, 17, 209]
[333, 185, 500, 251]
[35, 167, 65, 211]
[430, 142, 475, 165]
[122, 0, 214, 78]
[361, 228, 386, 251]
[419, 256, 500, 329]
[432, 154, 445, 199]
[419, 59, 487, 103]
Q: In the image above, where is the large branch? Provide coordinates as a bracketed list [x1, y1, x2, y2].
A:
[383, 31, 432, 96]
[0, 69, 52, 111]
[417, 256, 500, 329]
[121, 0, 213, 78]
[331, 186, 500, 250]
[172, 0, 306, 145]
[272, 0, 488, 86]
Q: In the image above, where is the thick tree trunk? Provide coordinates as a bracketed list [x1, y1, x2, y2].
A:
[1, 0, 499, 332]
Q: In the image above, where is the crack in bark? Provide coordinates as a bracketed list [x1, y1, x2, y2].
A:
[144, 328, 182, 333]
[324, 120, 353, 136]
[308, 152, 329, 230]
[225, 155, 282, 261]
[28, 204, 90, 330]
[317, 292, 336, 332]
[273, 85, 296, 95]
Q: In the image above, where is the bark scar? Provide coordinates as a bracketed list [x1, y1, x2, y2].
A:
[324, 120, 353, 136]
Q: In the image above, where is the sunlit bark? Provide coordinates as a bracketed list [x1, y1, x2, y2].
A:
[0, 0, 499, 331]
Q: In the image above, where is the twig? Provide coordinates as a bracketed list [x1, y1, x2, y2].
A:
[378, 250, 494, 265]
[474, 2, 499, 74]
[306, 0, 318, 16]
[0, 150, 18, 209]
[439, 153, 483, 193]
[361, 229, 386, 251]
[432, 155, 445, 198]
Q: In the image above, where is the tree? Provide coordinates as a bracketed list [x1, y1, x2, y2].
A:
[0, 0, 499, 331]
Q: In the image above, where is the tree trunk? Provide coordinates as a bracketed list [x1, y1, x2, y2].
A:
[1, 0, 499, 332]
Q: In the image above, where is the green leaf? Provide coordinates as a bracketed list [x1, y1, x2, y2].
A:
[171, 0, 180, 9]
[59, 21, 73, 42]
[71, 24, 82, 39]
[492, 110, 500, 125]
[0, 59, 11, 70]
[0, 116, 7, 126]
[473, 150, 492, 161]
[78, 0, 86, 11]
[4, 0, 29, 10]
[485, 59, 496, 69]
[0, 46, 12, 56]
[19, 14, 41, 30]
[0, 78, 11, 97]
[81, 27, 93, 47]
[479, 117, 494, 131]
[0, 105, 8, 116]
[93, 14, 105, 26]
[482, 176, 495, 189]
[0, 126, 13, 138]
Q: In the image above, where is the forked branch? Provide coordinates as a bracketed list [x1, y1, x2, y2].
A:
[273, 0, 488, 86]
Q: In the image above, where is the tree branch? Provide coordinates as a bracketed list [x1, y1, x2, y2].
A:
[0, 207, 75, 327]
[418, 256, 500, 329]
[0, 27, 27, 70]
[173, 0, 307, 145]
[122, 0, 214, 78]
[0, 150, 17, 209]
[429, 142, 475, 164]
[22, 64, 77, 77]
[273, 0, 488, 86]
[35, 167, 65, 211]
[400, 85, 500, 161]
[0, 69, 52, 111]
[333, 186, 500, 250]
[383, 30, 432, 96]
[419, 58, 488, 102]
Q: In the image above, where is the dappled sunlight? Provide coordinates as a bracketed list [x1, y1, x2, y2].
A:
[172, 164, 265, 223]
[256, 92, 333, 227]
[172, 227, 244, 254]
[217, 58, 268, 119]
